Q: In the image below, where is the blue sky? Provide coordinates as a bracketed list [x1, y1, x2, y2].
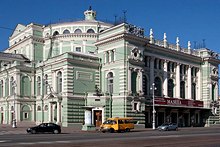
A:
[0, 0, 220, 54]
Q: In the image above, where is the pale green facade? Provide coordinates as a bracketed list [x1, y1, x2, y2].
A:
[0, 8, 219, 128]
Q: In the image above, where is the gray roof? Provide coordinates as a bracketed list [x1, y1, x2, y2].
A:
[0, 52, 30, 62]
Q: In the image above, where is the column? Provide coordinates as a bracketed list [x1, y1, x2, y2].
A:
[109, 50, 112, 62]
[15, 72, 20, 96]
[103, 52, 105, 63]
[188, 66, 192, 99]
[83, 40, 86, 53]
[17, 103, 21, 122]
[176, 63, 180, 98]
[113, 49, 116, 62]
[150, 57, 155, 94]
[163, 60, 168, 97]
[49, 102, 52, 122]
[57, 102, 61, 123]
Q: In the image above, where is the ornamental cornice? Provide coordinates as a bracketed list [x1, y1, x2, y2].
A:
[95, 32, 148, 47]
[146, 43, 202, 64]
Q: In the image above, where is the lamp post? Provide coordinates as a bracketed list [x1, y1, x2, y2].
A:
[151, 83, 156, 130]
[12, 80, 17, 128]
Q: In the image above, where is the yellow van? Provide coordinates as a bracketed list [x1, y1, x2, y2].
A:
[100, 117, 134, 133]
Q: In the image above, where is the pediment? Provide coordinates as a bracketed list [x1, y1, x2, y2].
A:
[10, 24, 26, 38]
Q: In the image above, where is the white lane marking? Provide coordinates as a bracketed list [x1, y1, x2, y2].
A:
[18, 143, 35, 145]
[55, 141, 72, 143]
[0, 140, 8, 143]
[37, 142, 53, 144]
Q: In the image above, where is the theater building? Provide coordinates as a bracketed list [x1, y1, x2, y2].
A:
[0, 7, 219, 128]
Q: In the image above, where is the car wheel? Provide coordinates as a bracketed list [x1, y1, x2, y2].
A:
[165, 128, 169, 131]
[125, 128, 130, 132]
[31, 130, 36, 134]
[53, 129, 59, 134]
[109, 128, 114, 133]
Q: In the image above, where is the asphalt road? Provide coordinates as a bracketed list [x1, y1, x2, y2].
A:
[1, 128, 220, 147]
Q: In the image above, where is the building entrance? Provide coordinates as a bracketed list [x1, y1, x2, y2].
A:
[94, 110, 102, 127]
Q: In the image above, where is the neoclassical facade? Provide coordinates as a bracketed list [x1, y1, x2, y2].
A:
[0, 7, 219, 128]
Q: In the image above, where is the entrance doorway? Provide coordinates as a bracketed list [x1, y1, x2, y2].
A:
[94, 110, 102, 127]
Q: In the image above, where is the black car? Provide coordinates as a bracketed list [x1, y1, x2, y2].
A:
[27, 123, 61, 134]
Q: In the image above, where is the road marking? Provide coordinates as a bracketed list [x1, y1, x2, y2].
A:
[55, 141, 72, 143]
[37, 142, 53, 144]
[0, 140, 7, 143]
[18, 143, 35, 145]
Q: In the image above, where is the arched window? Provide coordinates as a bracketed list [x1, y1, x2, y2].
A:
[180, 81, 185, 98]
[168, 79, 174, 97]
[74, 29, 82, 33]
[107, 72, 113, 94]
[0, 80, 3, 97]
[154, 77, 162, 96]
[87, 29, 95, 33]
[192, 83, 196, 100]
[63, 29, 70, 34]
[44, 105, 48, 111]
[37, 76, 41, 96]
[53, 31, 59, 36]
[44, 74, 48, 95]
[10, 77, 14, 96]
[57, 71, 62, 93]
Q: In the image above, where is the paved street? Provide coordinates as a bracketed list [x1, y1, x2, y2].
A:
[1, 125, 220, 146]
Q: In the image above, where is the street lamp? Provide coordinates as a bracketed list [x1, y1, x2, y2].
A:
[151, 83, 156, 130]
[12, 80, 17, 128]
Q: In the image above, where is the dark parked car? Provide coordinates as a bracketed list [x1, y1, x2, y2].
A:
[27, 123, 61, 134]
[157, 123, 178, 131]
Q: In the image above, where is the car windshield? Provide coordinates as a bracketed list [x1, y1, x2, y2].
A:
[103, 120, 116, 124]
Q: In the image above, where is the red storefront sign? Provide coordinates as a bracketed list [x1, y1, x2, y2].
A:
[154, 97, 204, 107]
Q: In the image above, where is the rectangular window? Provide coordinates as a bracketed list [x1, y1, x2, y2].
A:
[111, 50, 114, 62]
[76, 47, 81, 52]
